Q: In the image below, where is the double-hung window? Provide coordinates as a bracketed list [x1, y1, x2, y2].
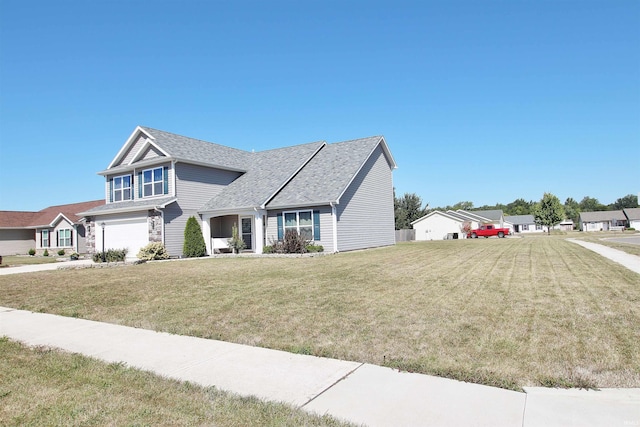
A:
[284, 210, 314, 240]
[113, 175, 132, 202]
[42, 230, 49, 247]
[143, 167, 164, 197]
[59, 229, 72, 247]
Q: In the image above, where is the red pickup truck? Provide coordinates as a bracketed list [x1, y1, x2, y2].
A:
[468, 224, 510, 238]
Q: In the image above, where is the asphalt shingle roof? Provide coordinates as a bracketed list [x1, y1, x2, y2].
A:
[141, 127, 251, 171]
[199, 141, 325, 212]
[266, 136, 384, 209]
[505, 215, 535, 225]
[0, 200, 104, 228]
[623, 208, 640, 220]
[580, 210, 626, 222]
[470, 210, 504, 221]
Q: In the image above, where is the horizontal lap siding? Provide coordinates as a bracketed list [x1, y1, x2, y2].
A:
[164, 163, 242, 257]
[266, 206, 334, 250]
[336, 145, 395, 252]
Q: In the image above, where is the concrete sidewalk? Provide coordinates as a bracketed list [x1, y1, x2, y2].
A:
[1, 307, 638, 427]
[567, 238, 640, 275]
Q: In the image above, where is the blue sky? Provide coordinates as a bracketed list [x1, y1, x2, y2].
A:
[1, 0, 638, 212]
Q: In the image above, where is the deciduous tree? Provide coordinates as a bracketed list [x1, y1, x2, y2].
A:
[533, 193, 565, 235]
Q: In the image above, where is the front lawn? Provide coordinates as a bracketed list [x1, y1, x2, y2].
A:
[1, 238, 638, 391]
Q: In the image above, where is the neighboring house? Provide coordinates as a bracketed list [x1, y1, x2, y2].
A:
[579, 211, 627, 231]
[623, 208, 640, 229]
[554, 219, 574, 231]
[0, 200, 104, 255]
[411, 210, 467, 240]
[79, 126, 397, 258]
[505, 215, 546, 233]
[463, 209, 506, 227]
[446, 210, 486, 231]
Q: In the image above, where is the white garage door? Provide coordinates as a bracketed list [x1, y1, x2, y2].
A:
[96, 217, 148, 260]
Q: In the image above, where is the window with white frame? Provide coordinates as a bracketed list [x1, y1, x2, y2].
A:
[143, 167, 163, 197]
[522, 224, 529, 231]
[42, 230, 49, 247]
[536, 224, 543, 230]
[284, 210, 313, 240]
[59, 229, 72, 247]
[113, 175, 132, 202]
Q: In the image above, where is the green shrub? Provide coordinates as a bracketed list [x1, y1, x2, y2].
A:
[305, 243, 324, 253]
[70, 253, 79, 260]
[28, 248, 36, 256]
[183, 216, 206, 258]
[263, 245, 274, 254]
[43, 249, 49, 257]
[57, 249, 65, 256]
[93, 248, 128, 263]
[137, 242, 170, 260]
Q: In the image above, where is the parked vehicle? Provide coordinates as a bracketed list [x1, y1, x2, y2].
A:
[468, 224, 510, 238]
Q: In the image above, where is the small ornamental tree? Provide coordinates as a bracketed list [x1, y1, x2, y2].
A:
[533, 193, 565, 235]
[183, 216, 206, 258]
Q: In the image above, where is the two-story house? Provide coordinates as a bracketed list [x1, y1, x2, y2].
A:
[79, 126, 397, 258]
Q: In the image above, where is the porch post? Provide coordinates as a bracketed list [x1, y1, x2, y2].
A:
[201, 215, 212, 255]
[331, 203, 338, 253]
[254, 210, 265, 254]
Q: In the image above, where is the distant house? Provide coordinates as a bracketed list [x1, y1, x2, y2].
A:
[579, 211, 627, 231]
[410, 209, 506, 240]
[504, 215, 546, 233]
[623, 208, 640, 229]
[460, 209, 505, 227]
[79, 126, 397, 258]
[0, 200, 104, 255]
[411, 211, 467, 240]
[555, 219, 574, 231]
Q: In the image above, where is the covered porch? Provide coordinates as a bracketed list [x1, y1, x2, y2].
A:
[201, 210, 266, 255]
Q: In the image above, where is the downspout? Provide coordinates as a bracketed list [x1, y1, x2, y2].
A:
[330, 202, 339, 253]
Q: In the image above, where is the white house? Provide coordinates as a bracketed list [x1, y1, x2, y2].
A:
[411, 210, 468, 240]
[579, 211, 627, 231]
[623, 208, 640, 230]
[505, 215, 546, 233]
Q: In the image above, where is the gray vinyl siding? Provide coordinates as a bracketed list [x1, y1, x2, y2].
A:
[118, 134, 148, 167]
[265, 206, 334, 250]
[0, 229, 35, 255]
[140, 145, 164, 161]
[163, 163, 243, 257]
[336, 145, 395, 252]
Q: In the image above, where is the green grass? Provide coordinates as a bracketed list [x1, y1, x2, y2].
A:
[0, 338, 356, 427]
[1, 237, 639, 392]
[0, 255, 59, 267]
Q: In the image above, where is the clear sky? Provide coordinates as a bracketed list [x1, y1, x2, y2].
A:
[1, 0, 638, 212]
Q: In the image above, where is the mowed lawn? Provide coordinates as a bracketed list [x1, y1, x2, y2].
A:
[1, 237, 639, 390]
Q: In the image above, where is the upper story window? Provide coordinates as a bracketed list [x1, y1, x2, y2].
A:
[143, 167, 164, 197]
[113, 175, 132, 202]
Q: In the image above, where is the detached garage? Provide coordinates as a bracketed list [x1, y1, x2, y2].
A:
[93, 215, 149, 260]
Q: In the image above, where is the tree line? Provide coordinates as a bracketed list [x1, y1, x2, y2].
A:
[394, 191, 638, 230]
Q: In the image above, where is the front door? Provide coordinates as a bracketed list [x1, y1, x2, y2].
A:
[241, 217, 253, 250]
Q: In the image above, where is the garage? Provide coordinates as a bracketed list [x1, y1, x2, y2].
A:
[95, 217, 149, 260]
